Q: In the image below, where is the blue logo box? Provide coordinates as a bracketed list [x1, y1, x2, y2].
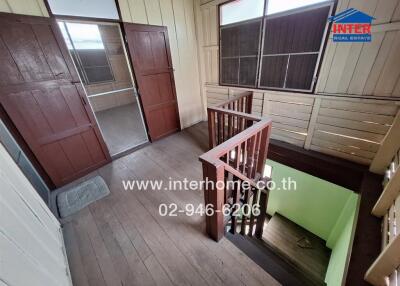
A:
[333, 34, 372, 42]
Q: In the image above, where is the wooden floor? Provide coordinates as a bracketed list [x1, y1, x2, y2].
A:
[58, 123, 280, 286]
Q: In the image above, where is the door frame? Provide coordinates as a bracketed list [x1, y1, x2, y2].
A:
[55, 18, 150, 154]
[0, 12, 111, 188]
[43, 1, 181, 143]
[1, 3, 182, 188]
[123, 22, 182, 142]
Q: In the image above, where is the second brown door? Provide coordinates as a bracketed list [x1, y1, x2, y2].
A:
[124, 23, 180, 141]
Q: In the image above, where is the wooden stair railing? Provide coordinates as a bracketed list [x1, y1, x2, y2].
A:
[200, 92, 273, 241]
[208, 91, 254, 149]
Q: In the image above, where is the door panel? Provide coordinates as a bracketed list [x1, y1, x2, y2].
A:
[124, 23, 180, 141]
[0, 13, 110, 187]
[139, 73, 175, 106]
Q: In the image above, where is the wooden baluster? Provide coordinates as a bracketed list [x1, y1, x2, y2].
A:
[255, 188, 269, 238]
[252, 132, 262, 179]
[235, 144, 241, 171]
[247, 134, 257, 179]
[217, 113, 223, 145]
[238, 115, 243, 134]
[228, 114, 233, 140]
[241, 140, 247, 174]
[208, 110, 216, 149]
[233, 115, 237, 136]
[240, 185, 250, 235]
[246, 93, 253, 115]
[256, 125, 271, 176]
[230, 176, 240, 234]
[224, 170, 230, 205]
[240, 97, 245, 112]
[236, 115, 240, 135]
[202, 160, 225, 241]
[222, 113, 226, 142]
[248, 188, 258, 236]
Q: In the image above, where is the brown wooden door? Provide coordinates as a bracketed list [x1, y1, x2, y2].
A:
[124, 23, 180, 141]
[0, 13, 110, 187]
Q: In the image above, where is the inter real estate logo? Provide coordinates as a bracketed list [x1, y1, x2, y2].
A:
[329, 8, 375, 42]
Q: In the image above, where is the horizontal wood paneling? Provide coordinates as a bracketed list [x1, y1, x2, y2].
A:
[204, 84, 399, 165]
[260, 91, 314, 147]
[196, 0, 400, 165]
[119, 0, 203, 128]
[309, 98, 399, 165]
[316, 0, 400, 98]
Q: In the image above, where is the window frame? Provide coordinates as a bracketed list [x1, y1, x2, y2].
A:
[218, 0, 336, 93]
[219, 16, 264, 88]
[58, 20, 116, 86]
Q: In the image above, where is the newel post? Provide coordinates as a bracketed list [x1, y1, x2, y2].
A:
[202, 160, 225, 241]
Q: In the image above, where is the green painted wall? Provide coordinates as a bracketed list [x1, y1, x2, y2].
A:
[325, 194, 359, 286]
[266, 160, 359, 285]
[266, 160, 355, 241]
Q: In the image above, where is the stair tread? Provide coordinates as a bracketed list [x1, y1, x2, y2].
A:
[262, 213, 331, 285]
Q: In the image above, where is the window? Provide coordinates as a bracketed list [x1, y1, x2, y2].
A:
[219, 0, 333, 92]
[220, 0, 265, 25]
[58, 22, 115, 85]
[47, 0, 119, 19]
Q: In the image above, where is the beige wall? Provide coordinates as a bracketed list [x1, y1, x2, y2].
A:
[195, 0, 400, 166]
[118, 0, 204, 128]
[0, 0, 48, 16]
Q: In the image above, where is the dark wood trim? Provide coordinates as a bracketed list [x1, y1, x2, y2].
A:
[345, 172, 382, 286]
[54, 15, 121, 23]
[42, 0, 53, 17]
[114, 0, 124, 22]
[268, 139, 368, 192]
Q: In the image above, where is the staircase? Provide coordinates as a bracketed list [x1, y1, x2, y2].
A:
[199, 91, 273, 241]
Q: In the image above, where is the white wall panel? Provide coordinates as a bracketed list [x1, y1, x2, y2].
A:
[0, 143, 71, 286]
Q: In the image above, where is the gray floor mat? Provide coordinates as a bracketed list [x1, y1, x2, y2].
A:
[56, 176, 110, 218]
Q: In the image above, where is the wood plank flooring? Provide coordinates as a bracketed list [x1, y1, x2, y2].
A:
[59, 123, 280, 286]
